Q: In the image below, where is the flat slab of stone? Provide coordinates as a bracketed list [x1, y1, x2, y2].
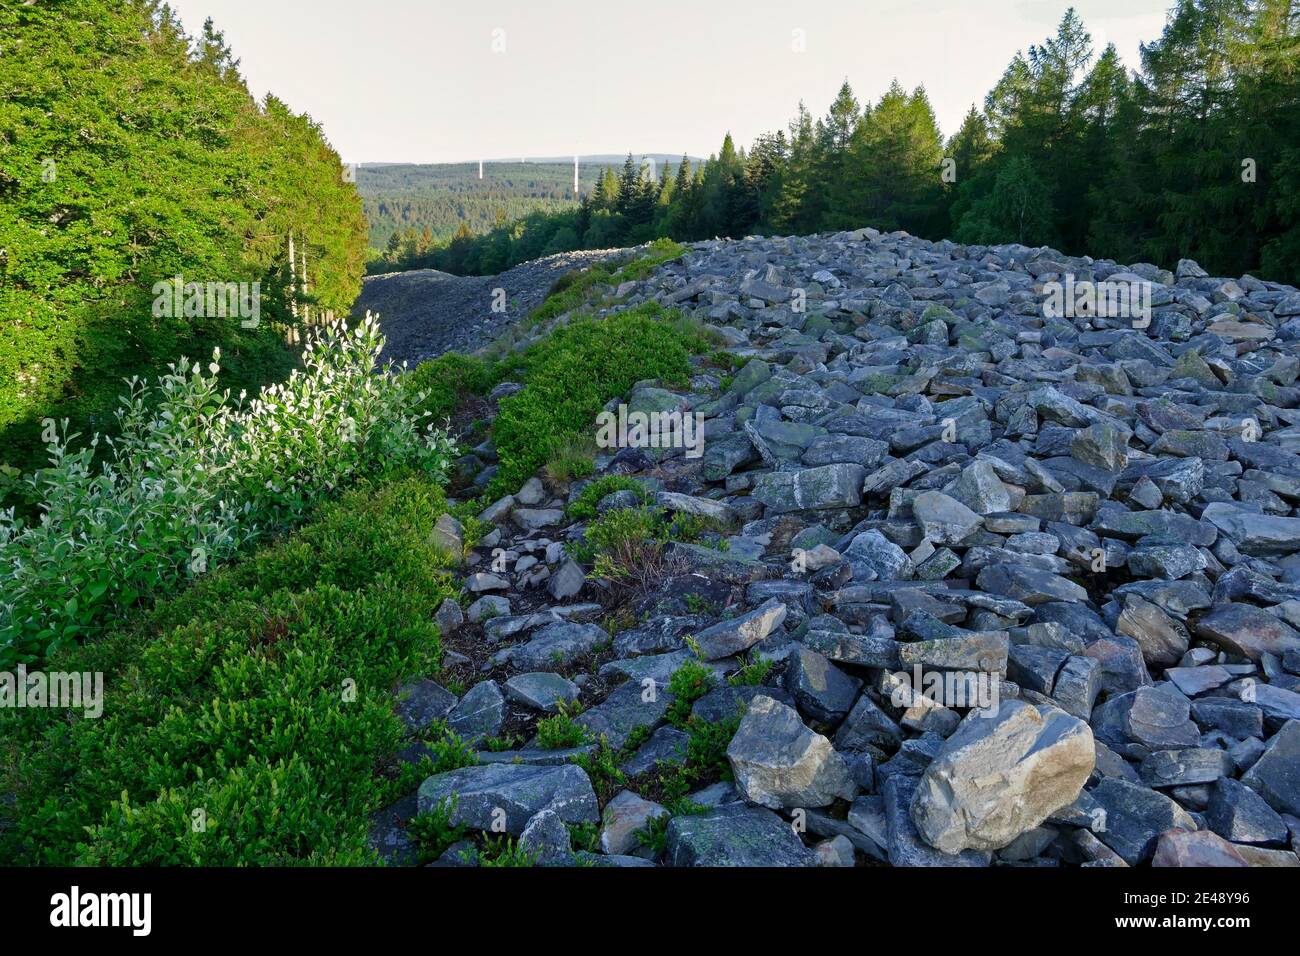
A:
[501, 621, 609, 670]
[503, 672, 581, 713]
[394, 679, 457, 734]
[663, 805, 814, 867]
[417, 763, 599, 835]
[1241, 719, 1300, 817]
[1195, 604, 1300, 661]
[1088, 777, 1198, 865]
[751, 464, 867, 514]
[692, 599, 788, 660]
[575, 679, 673, 751]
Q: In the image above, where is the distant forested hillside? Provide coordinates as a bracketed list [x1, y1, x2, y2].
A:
[374, 3, 1300, 286]
[358, 161, 599, 254]
[357, 157, 692, 262]
[0, 0, 367, 473]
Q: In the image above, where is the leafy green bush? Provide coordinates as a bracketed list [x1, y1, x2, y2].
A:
[405, 352, 495, 423]
[0, 317, 455, 667]
[0, 474, 459, 865]
[408, 797, 470, 864]
[535, 700, 590, 749]
[566, 475, 651, 520]
[568, 500, 726, 584]
[666, 657, 717, 728]
[489, 303, 709, 495]
[477, 835, 536, 867]
[729, 651, 774, 687]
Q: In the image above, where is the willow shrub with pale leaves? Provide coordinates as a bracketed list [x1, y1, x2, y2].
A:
[0, 315, 456, 666]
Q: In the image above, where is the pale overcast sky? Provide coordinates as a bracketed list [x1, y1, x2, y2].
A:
[168, 0, 1173, 164]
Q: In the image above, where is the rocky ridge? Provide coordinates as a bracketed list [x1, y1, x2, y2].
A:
[354, 248, 627, 364]
[371, 227, 1300, 867]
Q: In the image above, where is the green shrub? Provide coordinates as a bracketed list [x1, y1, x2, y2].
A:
[566, 475, 651, 521]
[634, 812, 672, 855]
[478, 835, 536, 867]
[573, 736, 627, 805]
[666, 657, 717, 727]
[488, 303, 709, 496]
[405, 352, 495, 423]
[567, 500, 725, 585]
[0, 317, 456, 667]
[535, 700, 590, 749]
[567, 821, 600, 854]
[407, 796, 470, 864]
[729, 651, 774, 687]
[0, 474, 459, 865]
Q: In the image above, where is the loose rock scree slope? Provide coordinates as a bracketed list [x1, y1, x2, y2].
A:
[372, 227, 1300, 868]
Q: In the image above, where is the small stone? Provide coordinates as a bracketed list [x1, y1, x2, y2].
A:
[504, 672, 580, 713]
[446, 679, 506, 741]
[417, 763, 599, 835]
[784, 646, 863, 724]
[812, 834, 856, 867]
[431, 513, 465, 559]
[600, 790, 668, 856]
[692, 599, 788, 660]
[467, 594, 510, 623]
[912, 491, 982, 545]
[435, 597, 464, 635]
[664, 804, 813, 867]
[394, 678, 457, 734]
[1151, 829, 1248, 867]
[1205, 777, 1289, 846]
[1088, 777, 1199, 865]
[466, 572, 509, 593]
[547, 557, 586, 600]
[519, 808, 573, 865]
[1241, 719, 1300, 817]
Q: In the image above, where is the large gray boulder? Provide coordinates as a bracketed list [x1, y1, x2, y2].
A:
[727, 695, 857, 808]
[910, 700, 1095, 853]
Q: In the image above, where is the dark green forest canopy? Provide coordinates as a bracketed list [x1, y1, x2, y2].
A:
[0, 0, 368, 471]
[379, 3, 1300, 287]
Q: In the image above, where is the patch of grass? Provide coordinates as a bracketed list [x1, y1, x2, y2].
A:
[0, 473, 459, 865]
[483, 733, 524, 753]
[543, 432, 598, 484]
[609, 238, 687, 282]
[489, 303, 711, 497]
[535, 700, 590, 750]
